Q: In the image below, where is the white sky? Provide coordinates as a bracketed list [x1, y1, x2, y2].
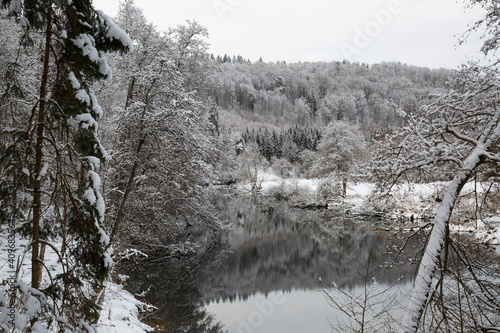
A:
[93, 0, 493, 69]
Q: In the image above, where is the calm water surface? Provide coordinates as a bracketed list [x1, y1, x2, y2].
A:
[119, 197, 421, 332]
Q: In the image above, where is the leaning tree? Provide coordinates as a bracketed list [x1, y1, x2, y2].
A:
[369, 1, 500, 331]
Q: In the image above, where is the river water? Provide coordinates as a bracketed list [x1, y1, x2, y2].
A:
[119, 196, 422, 332]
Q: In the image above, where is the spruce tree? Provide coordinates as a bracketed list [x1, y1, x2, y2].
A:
[0, 0, 132, 330]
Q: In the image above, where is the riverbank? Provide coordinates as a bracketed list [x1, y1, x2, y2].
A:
[0, 233, 153, 333]
[236, 168, 500, 249]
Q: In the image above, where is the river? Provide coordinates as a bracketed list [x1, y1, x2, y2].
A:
[118, 196, 423, 332]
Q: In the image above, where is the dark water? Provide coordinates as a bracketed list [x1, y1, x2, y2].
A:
[118, 196, 422, 332]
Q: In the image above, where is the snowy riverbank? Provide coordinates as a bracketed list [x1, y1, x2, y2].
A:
[237, 168, 500, 248]
[0, 233, 153, 333]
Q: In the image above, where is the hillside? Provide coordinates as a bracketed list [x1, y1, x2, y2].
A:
[205, 59, 454, 133]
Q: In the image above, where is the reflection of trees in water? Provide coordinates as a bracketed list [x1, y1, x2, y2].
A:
[118, 241, 229, 333]
[206, 197, 422, 302]
[118, 196, 423, 331]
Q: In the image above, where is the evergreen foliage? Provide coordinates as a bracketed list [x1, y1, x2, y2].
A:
[0, 1, 132, 331]
[241, 126, 321, 163]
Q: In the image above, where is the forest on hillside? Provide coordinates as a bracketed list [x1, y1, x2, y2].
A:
[1, 0, 500, 332]
[205, 57, 453, 131]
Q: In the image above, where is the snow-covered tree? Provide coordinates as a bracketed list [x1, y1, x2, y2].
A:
[399, 64, 500, 333]
[313, 121, 366, 195]
[236, 144, 267, 195]
[319, 92, 357, 125]
[205, 59, 451, 132]
[369, 2, 500, 330]
[0, 0, 132, 330]
[100, 1, 221, 250]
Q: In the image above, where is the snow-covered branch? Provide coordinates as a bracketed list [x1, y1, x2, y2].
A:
[401, 145, 486, 332]
[445, 126, 479, 146]
[398, 62, 500, 332]
[484, 151, 500, 162]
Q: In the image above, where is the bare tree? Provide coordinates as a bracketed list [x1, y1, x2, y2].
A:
[100, 1, 221, 250]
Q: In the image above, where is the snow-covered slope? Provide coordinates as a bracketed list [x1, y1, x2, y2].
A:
[0, 232, 152, 333]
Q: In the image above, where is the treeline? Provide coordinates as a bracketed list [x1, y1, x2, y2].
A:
[210, 53, 251, 64]
[206, 60, 454, 132]
[241, 126, 322, 163]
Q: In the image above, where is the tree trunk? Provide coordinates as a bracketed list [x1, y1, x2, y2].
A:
[401, 148, 496, 331]
[32, 4, 52, 289]
[342, 176, 347, 197]
[108, 137, 145, 244]
[402, 108, 500, 332]
[35, 244, 46, 285]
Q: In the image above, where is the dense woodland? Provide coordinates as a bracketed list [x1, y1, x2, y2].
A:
[0, 0, 500, 332]
[206, 57, 453, 131]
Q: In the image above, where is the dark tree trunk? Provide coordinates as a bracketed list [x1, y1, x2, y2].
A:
[32, 3, 52, 289]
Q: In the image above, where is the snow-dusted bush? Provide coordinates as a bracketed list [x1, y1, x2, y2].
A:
[316, 176, 344, 203]
[264, 178, 319, 208]
[271, 157, 294, 178]
[266, 181, 299, 201]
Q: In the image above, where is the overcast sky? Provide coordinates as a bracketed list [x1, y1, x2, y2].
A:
[93, 0, 491, 69]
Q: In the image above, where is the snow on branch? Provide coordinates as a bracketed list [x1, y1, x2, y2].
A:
[401, 146, 485, 332]
[445, 126, 480, 146]
[96, 9, 134, 52]
[399, 63, 500, 332]
[72, 33, 112, 78]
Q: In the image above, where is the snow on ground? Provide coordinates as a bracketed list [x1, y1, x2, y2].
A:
[381, 182, 446, 220]
[238, 169, 320, 194]
[449, 216, 500, 247]
[259, 173, 320, 194]
[0, 232, 152, 333]
[95, 281, 153, 333]
[245, 168, 441, 212]
[345, 182, 375, 209]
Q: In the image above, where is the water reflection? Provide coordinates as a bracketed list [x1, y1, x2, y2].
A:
[208, 197, 420, 303]
[118, 241, 229, 333]
[119, 196, 422, 332]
